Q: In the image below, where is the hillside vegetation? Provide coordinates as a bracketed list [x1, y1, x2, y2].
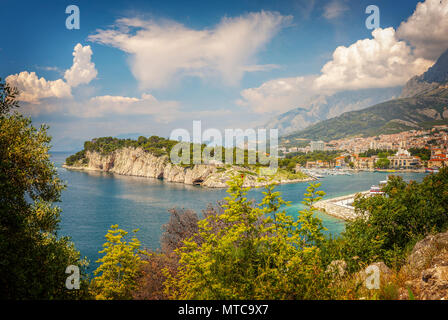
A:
[281, 96, 448, 142]
[65, 136, 178, 165]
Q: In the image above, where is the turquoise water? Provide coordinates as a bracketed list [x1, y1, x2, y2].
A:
[51, 152, 426, 272]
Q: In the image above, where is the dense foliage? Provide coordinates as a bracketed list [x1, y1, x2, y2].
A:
[409, 147, 431, 161]
[0, 78, 19, 114]
[358, 149, 395, 158]
[0, 79, 89, 299]
[66, 136, 283, 169]
[65, 150, 87, 166]
[162, 177, 342, 299]
[84, 136, 178, 157]
[375, 158, 391, 169]
[91, 225, 145, 300]
[132, 208, 203, 300]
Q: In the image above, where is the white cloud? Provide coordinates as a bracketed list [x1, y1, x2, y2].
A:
[239, 1, 448, 116]
[88, 11, 292, 89]
[64, 44, 98, 87]
[6, 43, 97, 104]
[238, 27, 435, 115]
[237, 76, 319, 114]
[18, 93, 182, 124]
[314, 28, 433, 91]
[5, 71, 72, 104]
[83, 93, 179, 121]
[323, 0, 349, 20]
[397, 0, 448, 60]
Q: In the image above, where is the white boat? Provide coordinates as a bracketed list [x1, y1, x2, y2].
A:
[369, 185, 384, 194]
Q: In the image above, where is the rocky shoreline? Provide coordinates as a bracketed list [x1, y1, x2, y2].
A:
[63, 147, 313, 188]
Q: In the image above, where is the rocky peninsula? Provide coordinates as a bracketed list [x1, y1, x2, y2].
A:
[63, 147, 312, 188]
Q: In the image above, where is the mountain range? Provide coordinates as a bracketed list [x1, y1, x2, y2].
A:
[262, 87, 402, 135]
[280, 48, 448, 144]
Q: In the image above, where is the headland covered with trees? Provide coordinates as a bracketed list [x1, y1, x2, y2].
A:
[63, 135, 311, 188]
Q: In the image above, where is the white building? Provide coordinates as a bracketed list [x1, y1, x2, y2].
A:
[310, 140, 325, 152]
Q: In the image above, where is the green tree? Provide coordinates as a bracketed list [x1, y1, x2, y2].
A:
[409, 148, 431, 161]
[375, 158, 390, 169]
[91, 225, 145, 300]
[164, 176, 337, 299]
[0, 78, 19, 114]
[0, 79, 89, 299]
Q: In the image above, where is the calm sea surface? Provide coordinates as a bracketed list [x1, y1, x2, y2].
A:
[51, 152, 427, 273]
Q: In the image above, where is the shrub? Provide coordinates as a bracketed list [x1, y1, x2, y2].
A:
[163, 176, 339, 299]
[91, 225, 145, 300]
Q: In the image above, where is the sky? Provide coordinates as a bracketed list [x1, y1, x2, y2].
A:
[1, 0, 448, 151]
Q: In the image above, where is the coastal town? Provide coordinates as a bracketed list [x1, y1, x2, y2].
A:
[280, 125, 448, 172]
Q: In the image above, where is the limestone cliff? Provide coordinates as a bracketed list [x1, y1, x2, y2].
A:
[63, 147, 311, 188]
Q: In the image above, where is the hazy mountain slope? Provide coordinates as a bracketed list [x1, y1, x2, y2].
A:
[263, 87, 402, 135]
[281, 96, 448, 142]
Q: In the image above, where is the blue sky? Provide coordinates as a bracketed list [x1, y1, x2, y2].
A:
[1, 0, 447, 150]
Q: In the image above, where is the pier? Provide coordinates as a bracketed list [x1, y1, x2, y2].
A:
[313, 191, 370, 221]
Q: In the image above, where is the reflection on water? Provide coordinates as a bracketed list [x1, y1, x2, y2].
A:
[51, 152, 426, 273]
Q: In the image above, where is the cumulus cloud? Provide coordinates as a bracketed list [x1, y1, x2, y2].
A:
[6, 43, 97, 104]
[397, 0, 448, 60]
[237, 76, 319, 114]
[6, 42, 182, 122]
[238, 27, 435, 114]
[88, 11, 292, 89]
[323, 0, 349, 20]
[5, 71, 72, 104]
[239, 1, 448, 116]
[314, 28, 433, 91]
[64, 44, 98, 87]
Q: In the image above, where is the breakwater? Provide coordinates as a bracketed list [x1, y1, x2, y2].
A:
[313, 191, 370, 221]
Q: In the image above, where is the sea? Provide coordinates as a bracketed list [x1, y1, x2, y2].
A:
[51, 152, 427, 273]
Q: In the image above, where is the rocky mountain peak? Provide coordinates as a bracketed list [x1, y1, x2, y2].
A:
[401, 48, 448, 98]
[422, 48, 448, 83]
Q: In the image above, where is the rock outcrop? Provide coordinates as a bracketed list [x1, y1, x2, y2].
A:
[63, 147, 311, 188]
[399, 231, 448, 300]
[401, 48, 448, 98]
